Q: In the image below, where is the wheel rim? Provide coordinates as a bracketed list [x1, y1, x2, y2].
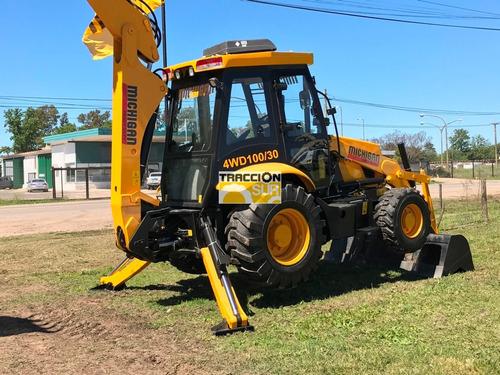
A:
[400, 203, 424, 239]
[266, 208, 310, 266]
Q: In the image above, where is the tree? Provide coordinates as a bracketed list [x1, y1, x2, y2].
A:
[422, 141, 438, 161]
[22, 107, 47, 151]
[3, 107, 48, 153]
[3, 105, 65, 152]
[0, 146, 13, 155]
[52, 112, 77, 135]
[35, 105, 59, 134]
[369, 131, 435, 162]
[468, 134, 492, 160]
[77, 110, 111, 130]
[2, 106, 115, 153]
[3, 108, 23, 152]
[449, 128, 471, 160]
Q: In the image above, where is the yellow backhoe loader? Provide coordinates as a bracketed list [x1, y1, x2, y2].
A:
[85, 0, 474, 335]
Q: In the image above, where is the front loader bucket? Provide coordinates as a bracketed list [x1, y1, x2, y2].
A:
[400, 234, 474, 278]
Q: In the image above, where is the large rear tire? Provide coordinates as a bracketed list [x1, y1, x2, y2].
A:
[225, 184, 325, 289]
[374, 188, 431, 252]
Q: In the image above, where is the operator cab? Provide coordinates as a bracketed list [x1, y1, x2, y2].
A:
[162, 39, 331, 207]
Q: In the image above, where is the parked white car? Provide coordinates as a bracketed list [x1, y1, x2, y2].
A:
[27, 178, 49, 192]
[146, 172, 162, 190]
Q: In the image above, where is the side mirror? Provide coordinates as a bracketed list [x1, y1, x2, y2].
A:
[299, 90, 310, 109]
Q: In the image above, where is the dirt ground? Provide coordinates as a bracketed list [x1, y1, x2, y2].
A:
[1, 178, 500, 374]
[1, 303, 211, 375]
[0, 231, 224, 375]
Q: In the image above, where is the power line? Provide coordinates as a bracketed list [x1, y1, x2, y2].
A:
[331, 97, 500, 116]
[243, 0, 500, 31]
[345, 122, 494, 129]
[1, 92, 499, 118]
[416, 0, 500, 17]
[0, 95, 112, 113]
[304, 0, 500, 19]
[0, 95, 110, 102]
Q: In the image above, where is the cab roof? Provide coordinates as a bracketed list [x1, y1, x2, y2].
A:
[165, 39, 313, 79]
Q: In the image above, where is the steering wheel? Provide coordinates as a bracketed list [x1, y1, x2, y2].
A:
[295, 133, 316, 142]
[179, 142, 193, 152]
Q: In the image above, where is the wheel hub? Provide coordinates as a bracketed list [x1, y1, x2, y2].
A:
[267, 208, 310, 266]
[273, 223, 293, 248]
[401, 203, 423, 239]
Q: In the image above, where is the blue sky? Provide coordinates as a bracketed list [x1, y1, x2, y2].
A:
[1, 0, 500, 152]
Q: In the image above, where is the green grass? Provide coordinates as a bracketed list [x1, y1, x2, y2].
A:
[451, 165, 500, 180]
[430, 164, 500, 180]
[1, 203, 499, 374]
[0, 196, 69, 206]
[434, 195, 500, 230]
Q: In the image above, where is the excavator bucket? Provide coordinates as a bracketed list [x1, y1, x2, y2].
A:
[400, 234, 474, 278]
[326, 229, 474, 279]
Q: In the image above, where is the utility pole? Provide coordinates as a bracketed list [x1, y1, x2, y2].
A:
[493, 122, 499, 168]
[357, 118, 365, 140]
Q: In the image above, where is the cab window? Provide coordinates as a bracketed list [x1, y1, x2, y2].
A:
[171, 83, 215, 152]
[278, 74, 324, 137]
[224, 75, 275, 149]
[276, 73, 330, 188]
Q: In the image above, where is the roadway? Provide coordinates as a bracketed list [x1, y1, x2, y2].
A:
[0, 199, 113, 238]
[1, 178, 500, 238]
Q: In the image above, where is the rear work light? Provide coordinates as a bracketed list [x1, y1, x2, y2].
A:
[196, 57, 223, 71]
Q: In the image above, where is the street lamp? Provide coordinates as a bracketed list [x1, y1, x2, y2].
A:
[420, 114, 461, 171]
[420, 121, 444, 165]
[357, 118, 365, 140]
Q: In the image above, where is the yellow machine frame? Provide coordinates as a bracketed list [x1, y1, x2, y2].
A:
[85, 0, 449, 335]
[331, 136, 437, 233]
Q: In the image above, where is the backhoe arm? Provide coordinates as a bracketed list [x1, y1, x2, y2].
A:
[86, 0, 167, 251]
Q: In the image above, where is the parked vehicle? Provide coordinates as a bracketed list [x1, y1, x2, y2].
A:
[145, 172, 161, 190]
[0, 176, 13, 189]
[27, 178, 49, 192]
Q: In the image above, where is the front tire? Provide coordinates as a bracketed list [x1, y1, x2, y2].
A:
[374, 188, 431, 252]
[225, 184, 325, 289]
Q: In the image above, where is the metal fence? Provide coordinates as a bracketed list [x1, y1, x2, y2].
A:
[52, 167, 111, 199]
[427, 160, 500, 179]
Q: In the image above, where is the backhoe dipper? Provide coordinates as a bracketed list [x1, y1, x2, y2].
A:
[85, 0, 474, 334]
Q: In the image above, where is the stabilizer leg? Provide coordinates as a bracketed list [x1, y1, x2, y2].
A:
[199, 218, 253, 335]
[91, 255, 150, 291]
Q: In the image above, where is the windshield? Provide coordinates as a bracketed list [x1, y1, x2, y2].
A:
[170, 83, 215, 152]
